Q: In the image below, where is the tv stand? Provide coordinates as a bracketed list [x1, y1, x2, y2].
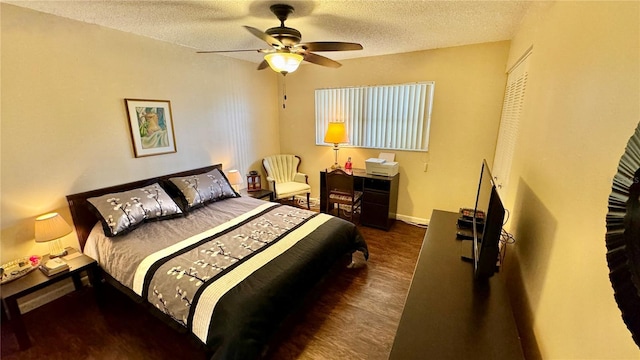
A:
[389, 210, 524, 359]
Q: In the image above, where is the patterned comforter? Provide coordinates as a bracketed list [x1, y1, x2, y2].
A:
[84, 196, 368, 359]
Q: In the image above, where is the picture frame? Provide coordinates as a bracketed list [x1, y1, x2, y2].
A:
[124, 99, 177, 157]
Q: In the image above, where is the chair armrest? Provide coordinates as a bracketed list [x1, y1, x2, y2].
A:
[266, 176, 276, 192]
[294, 172, 308, 184]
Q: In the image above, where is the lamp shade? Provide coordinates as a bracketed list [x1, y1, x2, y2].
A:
[35, 212, 72, 243]
[227, 169, 242, 186]
[324, 122, 349, 144]
[264, 52, 303, 74]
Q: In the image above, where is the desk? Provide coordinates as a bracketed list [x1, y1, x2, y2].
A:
[320, 168, 398, 230]
[389, 210, 524, 359]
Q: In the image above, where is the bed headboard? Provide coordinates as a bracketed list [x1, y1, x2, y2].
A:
[66, 164, 222, 251]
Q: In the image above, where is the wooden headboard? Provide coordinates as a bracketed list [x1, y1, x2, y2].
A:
[66, 164, 222, 251]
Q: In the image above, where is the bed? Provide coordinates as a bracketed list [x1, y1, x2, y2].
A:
[66, 164, 368, 359]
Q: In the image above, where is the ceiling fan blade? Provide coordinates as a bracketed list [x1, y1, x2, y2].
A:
[197, 49, 263, 54]
[257, 60, 269, 70]
[303, 52, 342, 68]
[243, 26, 284, 48]
[298, 42, 363, 52]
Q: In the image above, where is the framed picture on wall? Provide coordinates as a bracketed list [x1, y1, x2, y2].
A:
[124, 98, 177, 157]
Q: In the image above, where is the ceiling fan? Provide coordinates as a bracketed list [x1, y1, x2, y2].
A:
[197, 4, 363, 75]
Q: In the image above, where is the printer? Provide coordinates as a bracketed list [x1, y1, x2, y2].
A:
[365, 153, 399, 176]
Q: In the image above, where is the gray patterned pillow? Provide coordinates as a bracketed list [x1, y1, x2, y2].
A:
[87, 183, 183, 236]
[168, 168, 239, 210]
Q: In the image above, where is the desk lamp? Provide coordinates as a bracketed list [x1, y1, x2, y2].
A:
[324, 122, 349, 169]
[35, 212, 72, 258]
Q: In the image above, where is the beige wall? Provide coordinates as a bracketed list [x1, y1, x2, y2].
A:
[4, 2, 640, 358]
[503, 1, 640, 358]
[278, 41, 511, 223]
[0, 4, 280, 263]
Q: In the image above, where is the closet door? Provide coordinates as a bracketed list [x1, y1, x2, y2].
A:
[492, 50, 531, 197]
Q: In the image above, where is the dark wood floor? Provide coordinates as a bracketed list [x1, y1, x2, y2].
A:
[1, 221, 426, 360]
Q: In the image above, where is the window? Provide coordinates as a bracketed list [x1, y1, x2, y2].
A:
[315, 82, 435, 152]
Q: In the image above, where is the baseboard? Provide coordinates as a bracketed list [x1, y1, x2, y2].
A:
[396, 214, 429, 226]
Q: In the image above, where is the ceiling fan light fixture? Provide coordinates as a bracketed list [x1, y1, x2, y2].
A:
[264, 52, 303, 75]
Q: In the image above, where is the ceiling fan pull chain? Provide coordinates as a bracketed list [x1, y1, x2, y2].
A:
[283, 76, 287, 109]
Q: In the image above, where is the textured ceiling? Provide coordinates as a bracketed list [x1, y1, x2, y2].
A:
[5, 0, 533, 65]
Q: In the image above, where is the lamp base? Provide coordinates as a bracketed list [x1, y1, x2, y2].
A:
[48, 250, 68, 258]
[48, 239, 68, 258]
[331, 146, 342, 170]
[49, 250, 68, 259]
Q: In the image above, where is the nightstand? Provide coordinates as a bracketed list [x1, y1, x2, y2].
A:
[0, 248, 99, 350]
[240, 188, 274, 202]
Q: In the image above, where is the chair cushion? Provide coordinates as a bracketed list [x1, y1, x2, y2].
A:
[329, 190, 363, 203]
[275, 181, 311, 199]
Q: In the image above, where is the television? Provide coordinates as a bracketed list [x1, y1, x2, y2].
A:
[472, 159, 505, 279]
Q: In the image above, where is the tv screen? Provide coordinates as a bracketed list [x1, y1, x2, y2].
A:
[472, 160, 505, 279]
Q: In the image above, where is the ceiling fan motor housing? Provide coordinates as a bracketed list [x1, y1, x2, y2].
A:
[267, 4, 301, 47]
[266, 26, 301, 47]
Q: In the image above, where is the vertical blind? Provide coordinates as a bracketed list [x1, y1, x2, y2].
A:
[315, 82, 435, 152]
[492, 50, 531, 197]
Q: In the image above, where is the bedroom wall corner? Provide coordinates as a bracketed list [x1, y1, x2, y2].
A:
[276, 41, 511, 223]
[0, 4, 280, 263]
[501, 1, 640, 358]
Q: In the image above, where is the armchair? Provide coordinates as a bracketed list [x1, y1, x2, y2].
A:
[262, 154, 311, 209]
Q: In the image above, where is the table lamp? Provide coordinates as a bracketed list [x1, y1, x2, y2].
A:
[227, 169, 242, 192]
[324, 122, 349, 169]
[35, 212, 72, 258]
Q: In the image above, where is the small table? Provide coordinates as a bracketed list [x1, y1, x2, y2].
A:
[0, 248, 99, 350]
[241, 188, 274, 202]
